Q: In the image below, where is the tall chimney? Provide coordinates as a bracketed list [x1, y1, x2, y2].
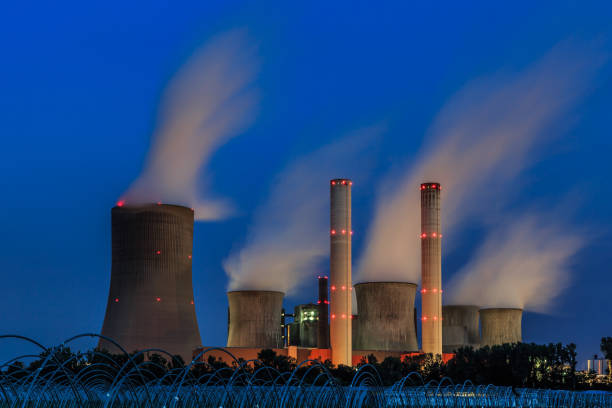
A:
[317, 275, 330, 349]
[420, 182, 442, 355]
[330, 178, 352, 366]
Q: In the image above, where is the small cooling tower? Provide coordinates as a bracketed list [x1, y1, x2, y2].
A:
[354, 282, 418, 352]
[227, 290, 284, 348]
[99, 204, 201, 361]
[479, 308, 523, 347]
[442, 305, 480, 352]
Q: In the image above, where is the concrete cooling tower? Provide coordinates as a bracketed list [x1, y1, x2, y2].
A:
[480, 308, 523, 347]
[99, 204, 202, 361]
[442, 305, 480, 353]
[354, 282, 418, 352]
[330, 178, 352, 366]
[421, 182, 442, 355]
[227, 290, 284, 348]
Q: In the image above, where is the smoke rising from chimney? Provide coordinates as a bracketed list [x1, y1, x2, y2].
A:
[224, 126, 382, 294]
[121, 30, 258, 220]
[446, 214, 584, 312]
[356, 41, 601, 284]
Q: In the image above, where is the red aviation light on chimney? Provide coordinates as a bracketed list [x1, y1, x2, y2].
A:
[324, 300, 329, 304]
[421, 288, 427, 293]
[157, 202, 162, 205]
[422, 316, 428, 321]
[341, 314, 346, 319]
[432, 232, 437, 238]
[421, 233, 427, 238]
[341, 229, 346, 234]
[156, 297, 161, 302]
[156, 250, 161, 255]
[331, 285, 336, 291]
[317, 300, 321, 304]
[341, 180, 346, 185]
[341, 285, 346, 290]
[331, 229, 336, 235]
[117, 200, 125, 207]
[114, 298, 119, 303]
[331, 181, 336, 185]
[331, 314, 336, 319]
[188, 255, 192, 259]
[190, 300, 194, 305]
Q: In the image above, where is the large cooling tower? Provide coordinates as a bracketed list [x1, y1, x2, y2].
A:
[480, 308, 523, 347]
[99, 204, 202, 361]
[354, 282, 418, 352]
[442, 305, 480, 353]
[421, 182, 442, 355]
[227, 290, 284, 348]
[330, 178, 352, 366]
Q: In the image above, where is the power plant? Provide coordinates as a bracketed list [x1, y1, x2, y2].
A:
[99, 203, 202, 361]
[421, 183, 442, 355]
[480, 308, 523, 347]
[442, 305, 480, 352]
[100, 180, 526, 366]
[353, 282, 418, 352]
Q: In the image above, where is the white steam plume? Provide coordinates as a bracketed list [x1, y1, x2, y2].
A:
[224, 126, 383, 295]
[356, 41, 600, 284]
[446, 214, 584, 312]
[121, 30, 258, 220]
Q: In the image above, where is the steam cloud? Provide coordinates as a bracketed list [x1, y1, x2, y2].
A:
[121, 30, 258, 220]
[224, 126, 382, 294]
[446, 214, 584, 312]
[356, 42, 600, 285]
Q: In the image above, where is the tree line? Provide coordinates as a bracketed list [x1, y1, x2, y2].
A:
[2, 339, 611, 390]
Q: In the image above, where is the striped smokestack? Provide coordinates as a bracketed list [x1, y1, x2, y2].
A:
[330, 178, 352, 366]
[317, 275, 330, 349]
[420, 182, 442, 355]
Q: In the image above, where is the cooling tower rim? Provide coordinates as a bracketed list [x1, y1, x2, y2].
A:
[479, 307, 523, 312]
[227, 290, 285, 296]
[112, 203, 193, 212]
[443, 304, 480, 309]
[354, 281, 417, 288]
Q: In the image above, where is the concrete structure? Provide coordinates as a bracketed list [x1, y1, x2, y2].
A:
[317, 276, 330, 349]
[99, 204, 201, 361]
[421, 182, 442, 355]
[479, 308, 523, 347]
[354, 282, 418, 352]
[227, 290, 284, 349]
[330, 178, 352, 366]
[442, 305, 480, 352]
[288, 303, 319, 348]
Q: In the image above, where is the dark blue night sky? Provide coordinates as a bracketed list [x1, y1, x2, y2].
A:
[1, 1, 611, 366]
